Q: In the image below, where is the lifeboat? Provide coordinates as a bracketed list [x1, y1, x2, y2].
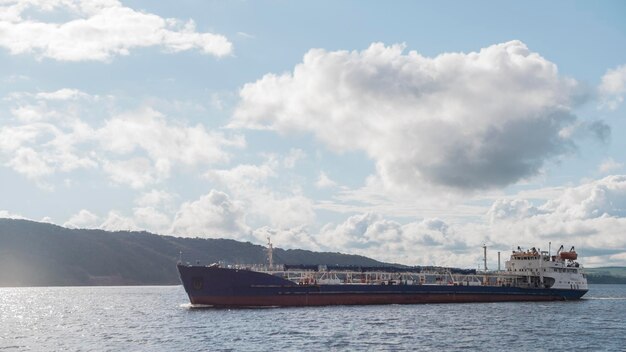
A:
[559, 251, 578, 260]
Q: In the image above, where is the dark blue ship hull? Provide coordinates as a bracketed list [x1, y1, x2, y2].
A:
[177, 264, 588, 307]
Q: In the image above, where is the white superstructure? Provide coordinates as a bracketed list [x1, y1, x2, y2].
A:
[505, 246, 588, 290]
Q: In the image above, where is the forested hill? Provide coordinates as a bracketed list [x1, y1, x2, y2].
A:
[585, 267, 626, 284]
[0, 219, 384, 287]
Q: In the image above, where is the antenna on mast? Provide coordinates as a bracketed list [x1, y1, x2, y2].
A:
[267, 236, 274, 269]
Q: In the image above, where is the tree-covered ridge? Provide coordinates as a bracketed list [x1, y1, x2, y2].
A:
[0, 219, 384, 287]
[585, 267, 626, 284]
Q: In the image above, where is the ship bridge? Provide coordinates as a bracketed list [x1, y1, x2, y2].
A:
[505, 246, 587, 290]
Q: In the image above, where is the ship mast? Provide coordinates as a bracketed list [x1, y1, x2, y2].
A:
[267, 236, 274, 269]
[483, 244, 488, 271]
[497, 251, 501, 271]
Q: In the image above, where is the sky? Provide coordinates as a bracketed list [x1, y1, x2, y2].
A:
[1, 0, 626, 268]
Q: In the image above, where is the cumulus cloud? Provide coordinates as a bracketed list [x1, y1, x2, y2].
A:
[541, 175, 626, 220]
[487, 199, 543, 223]
[170, 190, 251, 239]
[98, 107, 244, 168]
[100, 210, 141, 231]
[486, 175, 626, 261]
[63, 209, 100, 228]
[317, 175, 626, 266]
[0, 91, 244, 188]
[315, 213, 473, 266]
[253, 226, 319, 251]
[234, 41, 597, 191]
[0, 0, 233, 61]
[133, 206, 170, 233]
[63, 209, 143, 232]
[1, 90, 99, 180]
[0, 210, 27, 219]
[14, 130, 96, 177]
[88, 107, 240, 187]
[6, 147, 54, 179]
[599, 64, 626, 110]
[63, 206, 168, 233]
[205, 158, 316, 229]
[58, 188, 298, 244]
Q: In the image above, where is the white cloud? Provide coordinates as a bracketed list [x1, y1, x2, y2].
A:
[100, 211, 141, 231]
[484, 175, 626, 263]
[0, 91, 100, 182]
[315, 171, 337, 189]
[135, 189, 176, 208]
[10, 105, 46, 122]
[0, 210, 27, 219]
[540, 175, 626, 220]
[316, 213, 473, 266]
[63, 209, 100, 229]
[63, 206, 168, 233]
[0, 0, 233, 61]
[598, 158, 623, 174]
[313, 174, 626, 266]
[487, 199, 542, 223]
[253, 226, 319, 251]
[599, 64, 626, 110]
[234, 41, 597, 191]
[318, 213, 402, 250]
[170, 190, 251, 239]
[0, 120, 95, 180]
[6, 147, 54, 179]
[36, 88, 90, 101]
[206, 158, 316, 229]
[133, 206, 171, 233]
[207, 162, 276, 186]
[0, 94, 244, 188]
[64, 209, 141, 232]
[98, 107, 245, 179]
[307, 175, 626, 266]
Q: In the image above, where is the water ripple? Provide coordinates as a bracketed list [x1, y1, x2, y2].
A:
[0, 285, 625, 351]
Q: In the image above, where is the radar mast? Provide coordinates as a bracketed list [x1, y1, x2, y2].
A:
[267, 236, 274, 269]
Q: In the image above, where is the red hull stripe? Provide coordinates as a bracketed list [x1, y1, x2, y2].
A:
[190, 293, 569, 307]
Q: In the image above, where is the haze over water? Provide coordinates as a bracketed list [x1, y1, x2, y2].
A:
[1, 285, 624, 351]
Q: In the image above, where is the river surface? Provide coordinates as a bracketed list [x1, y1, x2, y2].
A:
[1, 285, 625, 351]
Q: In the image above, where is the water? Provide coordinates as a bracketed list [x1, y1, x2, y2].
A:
[1, 285, 625, 351]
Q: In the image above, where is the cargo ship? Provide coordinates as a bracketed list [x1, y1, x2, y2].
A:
[177, 240, 588, 307]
